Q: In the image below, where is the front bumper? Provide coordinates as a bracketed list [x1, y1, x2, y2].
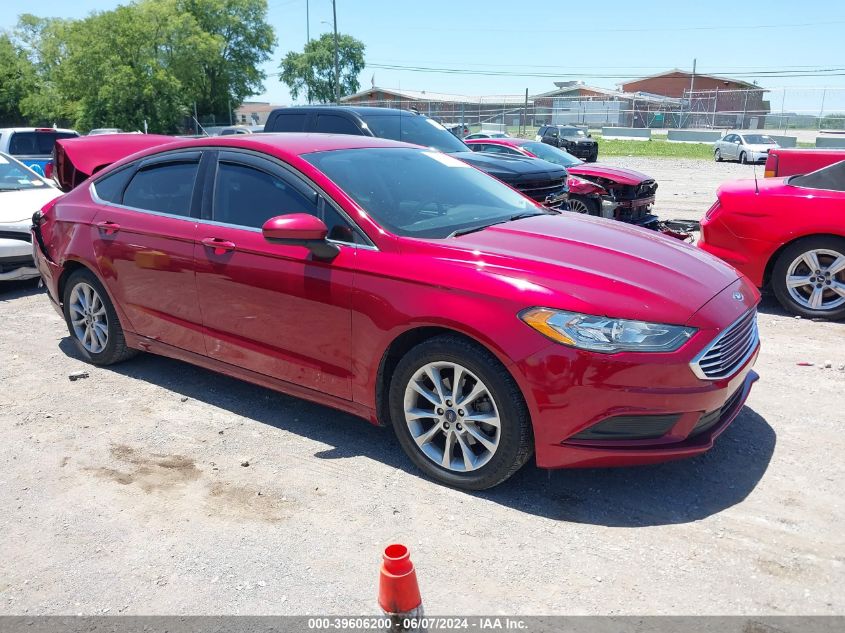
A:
[515, 278, 761, 469]
[566, 144, 597, 159]
[0, 235, 38, 281]
[747, 151, 770, 163]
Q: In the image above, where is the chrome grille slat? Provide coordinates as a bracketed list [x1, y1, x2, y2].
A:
[691, 309, 759, 380]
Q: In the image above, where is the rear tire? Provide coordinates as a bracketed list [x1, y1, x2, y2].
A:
[771, 236, 845, 320]
[388, 335, 533, 490]
[62, 268, 137, 365]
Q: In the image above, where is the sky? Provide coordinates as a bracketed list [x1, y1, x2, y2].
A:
[2, 0, 844, 113]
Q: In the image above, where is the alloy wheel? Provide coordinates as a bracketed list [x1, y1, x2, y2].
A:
[568, 198, 590, 214]
[402, 361, 501, 472]
[785, 248, 845, 312]
[68, 282, 109, 353]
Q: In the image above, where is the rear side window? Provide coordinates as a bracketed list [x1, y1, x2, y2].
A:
[8, 131, 78, 156]
[93, 168, 134, 203]
[315, 114, 360, 135]
[267, 112, 309, 132]
[123, 161, 199, 216]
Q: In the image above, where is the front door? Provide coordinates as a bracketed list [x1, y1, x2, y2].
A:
[194, 151, 361, 399]
[90, 152, 205, 354]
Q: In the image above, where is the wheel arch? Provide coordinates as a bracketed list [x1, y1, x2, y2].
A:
[57, 258, 132, 332]
[374, 325, 527, 428]
[763, 232, 845, 288]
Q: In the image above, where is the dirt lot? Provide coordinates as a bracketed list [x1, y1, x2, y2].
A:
[2, 157, 844, 616]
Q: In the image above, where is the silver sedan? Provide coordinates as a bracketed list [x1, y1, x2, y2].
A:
[714, 133, 779, 164]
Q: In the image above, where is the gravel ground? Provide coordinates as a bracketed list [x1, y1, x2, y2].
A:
[1, 157, 844, 616]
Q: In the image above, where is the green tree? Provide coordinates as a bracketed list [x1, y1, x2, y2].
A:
[0, 33, 37, 126]
[176, 0, 276, 122]
[280, 33, 365, 103]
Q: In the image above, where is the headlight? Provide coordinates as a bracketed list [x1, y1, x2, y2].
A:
[519, 308, 696, 353]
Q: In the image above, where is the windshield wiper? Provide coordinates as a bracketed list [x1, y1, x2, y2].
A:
[448, 211, 549, 238]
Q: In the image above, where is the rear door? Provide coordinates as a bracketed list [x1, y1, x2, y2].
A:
[90, 151, 206, 354]
[194, 150, 361, 399]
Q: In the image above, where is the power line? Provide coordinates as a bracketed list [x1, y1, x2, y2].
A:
[399, 20, 845, 34]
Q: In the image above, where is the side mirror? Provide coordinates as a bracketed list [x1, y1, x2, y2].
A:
[587, 133, 592, 138]
[261, 213, 339, 260]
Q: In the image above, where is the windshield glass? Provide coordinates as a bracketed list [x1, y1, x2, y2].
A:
[304, 147, 542, 239]
[521, 142, 582, 167]
[0, 155, 48, 191]
[8, 131, 77, 156]
[788, 160, 845, 192]
[743, 134, 776, 145]
[559, 127, 587, 137]
[359, 114, 469, 154]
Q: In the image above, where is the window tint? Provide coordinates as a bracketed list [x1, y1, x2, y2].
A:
[267, 112, 309, 132]
[359, 114, 469, 153]
[316, 114, 361, 135]
[93, 167, 134, 203]
[123, 161, 198, 216]
[213, 162, 360, 242]
[9, 131, 78, 156]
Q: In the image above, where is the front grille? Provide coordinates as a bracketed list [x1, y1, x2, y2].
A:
[0, 230, 32, 243]
[692, 309, 758, 380]
[515, 177, 568, 205]
[689, 386, 745, 438]
[569, 413, 681, 442]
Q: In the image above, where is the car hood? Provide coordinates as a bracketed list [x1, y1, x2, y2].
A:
[430, 214, 742, 325]
[0, 187, 62, 224]
[451, 151, 566, 181]
[567, 163, 651, 185]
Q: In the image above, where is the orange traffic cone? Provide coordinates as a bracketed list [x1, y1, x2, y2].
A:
[378, 544, 424, 630]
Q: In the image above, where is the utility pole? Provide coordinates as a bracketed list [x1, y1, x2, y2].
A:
[306, 0, 310, 43]
[685, 58, 696, 129]
[332, 0, 340, 104]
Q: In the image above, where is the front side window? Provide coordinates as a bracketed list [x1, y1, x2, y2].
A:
[304, 147, 543, 239]
[521, 141, 582, 167]
[122, 161, 198, 216]
[212, 162, 359, 241]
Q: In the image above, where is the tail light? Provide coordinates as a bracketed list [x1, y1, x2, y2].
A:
[43, 161, 54, 180]
[705, 199, 721, 220]
[764, 153, 777, 178]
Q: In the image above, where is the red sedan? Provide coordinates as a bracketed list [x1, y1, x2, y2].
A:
[465, 137, 659, 227]
[32, 134, 760, 489]
[699, 161, 845, 320]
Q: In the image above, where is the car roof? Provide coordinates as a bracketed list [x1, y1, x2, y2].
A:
[465, 137, 529, 147]
[272, 105, 415, 117]
[0, 127, 78, 134]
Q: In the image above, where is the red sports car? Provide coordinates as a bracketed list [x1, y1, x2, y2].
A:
[699, 160, 845, 320]
[32, 134, 759, 490]
[465, 137, 659, 228]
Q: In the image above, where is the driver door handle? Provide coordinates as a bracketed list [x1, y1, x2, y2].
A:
[95, 220, 121, 235]
[201, 237, 237, 255]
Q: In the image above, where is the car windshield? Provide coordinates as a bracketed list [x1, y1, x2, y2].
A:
[559, 128, 587, 137]
[8, 131, 77, 156]
[743, 134, 776, 145]
[788, 160, 845, 192]
[0, 155, 48, 191]
[304, 147, 544, 239]
[359, 114, 469, 154]
[521, 142, 582, 167]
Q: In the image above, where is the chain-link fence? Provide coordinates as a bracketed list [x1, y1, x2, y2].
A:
[337, 87, 845, 137]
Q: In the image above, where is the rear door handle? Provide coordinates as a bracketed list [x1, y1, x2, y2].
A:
[201, 237, 236, 255]
[95, 220, 121, 235]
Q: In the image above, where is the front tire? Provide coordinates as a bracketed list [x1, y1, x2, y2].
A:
[568, 196, 600, 216]
[771, 236, 845, 320]
[739, 151, 747, 164]
[62, 268, 137, 365]
[586, 151, 598, 163]
[388, 335, 533, 490]
[715, 148, 723, 162]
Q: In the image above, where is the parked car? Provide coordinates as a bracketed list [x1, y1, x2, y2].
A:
[0, 152, 61, 281]
[219, 125, 264, 136]
[699, 160, 845, 319]
[88, 128, 125, 136]
[0, 127, 79, 177]
[536, 125, 598, 162]
[32, 133, 760, 489]
[466, 137, 658, 228]
[263, 106, 569, 208]
[764, 148, 845, 178]
[464, 131, 510, 140]
[713, 133, 779, 164]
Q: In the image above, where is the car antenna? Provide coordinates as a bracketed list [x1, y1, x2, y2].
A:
[752, 160, 760, 194]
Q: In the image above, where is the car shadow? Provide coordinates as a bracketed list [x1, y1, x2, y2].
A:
[58, 338, 776, 527]
[0, 279, 42, 301]
[756, 292, 845, 326]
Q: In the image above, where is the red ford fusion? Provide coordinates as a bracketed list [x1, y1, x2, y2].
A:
[700, 160, 845, 320]
[32, 134, 760, 490]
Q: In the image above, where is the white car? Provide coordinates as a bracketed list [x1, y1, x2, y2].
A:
[0, 152, 62, 282]
[714, 132, 779, 164]
[464, 131, 510, 140]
